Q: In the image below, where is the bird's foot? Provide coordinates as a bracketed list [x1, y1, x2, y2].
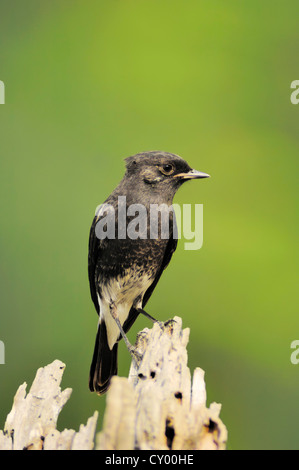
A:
[128, 346, 143, 366]
[154, 318, 177, 330]
[164, 318, 177, 327]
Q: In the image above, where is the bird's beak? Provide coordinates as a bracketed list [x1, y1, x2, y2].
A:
[174, 169, 210, 179]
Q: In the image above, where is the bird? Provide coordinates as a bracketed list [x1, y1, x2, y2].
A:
[88, 151, 210, 394]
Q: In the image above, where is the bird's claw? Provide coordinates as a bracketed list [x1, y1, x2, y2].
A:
[155, 318, 177, 330]
[164, 318, 177, 327]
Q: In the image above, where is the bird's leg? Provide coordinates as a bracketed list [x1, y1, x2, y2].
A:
[109, 302, 143, 364]
[136, 308, 157, 323]
[137, 308, 177, 329]
[136, 308, 164, 329]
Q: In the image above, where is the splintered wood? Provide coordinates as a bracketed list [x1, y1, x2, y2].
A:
[0, 360, 98, 450]
[98, 317, 227, 450]
[0, 317, 227, 450]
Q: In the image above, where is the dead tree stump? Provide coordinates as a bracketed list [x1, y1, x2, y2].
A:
[0, 317, 227, 450]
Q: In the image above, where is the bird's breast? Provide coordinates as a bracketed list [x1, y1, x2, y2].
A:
[97, 237, 168, 278]
[98, 267, 154, 349]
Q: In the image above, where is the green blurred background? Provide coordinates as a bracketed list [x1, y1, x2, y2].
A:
[0, 0, 298, 450]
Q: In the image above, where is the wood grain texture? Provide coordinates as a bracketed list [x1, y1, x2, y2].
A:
[98, 317, 227, 450]
[1, 360, 98, 450]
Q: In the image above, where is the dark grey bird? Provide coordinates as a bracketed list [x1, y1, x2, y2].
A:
[88, 151, 210, 394]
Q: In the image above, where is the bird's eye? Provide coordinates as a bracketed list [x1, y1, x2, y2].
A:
[160, 164, 174, 175]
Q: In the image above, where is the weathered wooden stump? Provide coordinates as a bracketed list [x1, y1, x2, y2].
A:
[0, 317, 227, 450]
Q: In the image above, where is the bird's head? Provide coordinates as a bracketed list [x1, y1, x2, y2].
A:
[124, 151, 210, 202]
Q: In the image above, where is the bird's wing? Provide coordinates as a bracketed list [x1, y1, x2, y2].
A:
[90, 207, 178, 327]
[122, 233, 178, 335]
[88, 215, 101, 315]
[142, 233, 178, 307]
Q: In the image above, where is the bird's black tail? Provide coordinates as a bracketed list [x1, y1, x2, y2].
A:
[89, 321, 118, 395]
